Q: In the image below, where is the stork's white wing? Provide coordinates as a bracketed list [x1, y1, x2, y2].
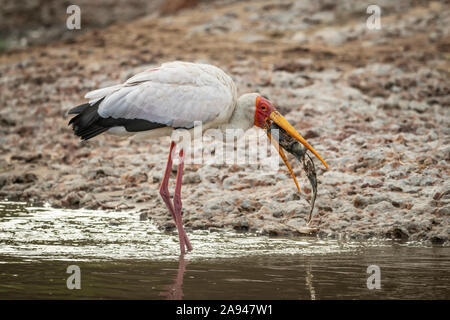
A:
[89, 62, 237, 129]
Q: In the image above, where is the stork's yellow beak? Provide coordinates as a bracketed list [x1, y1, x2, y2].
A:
[269, 111, 329, 170]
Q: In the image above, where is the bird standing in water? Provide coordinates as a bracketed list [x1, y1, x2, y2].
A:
[68, 61, 328, 254]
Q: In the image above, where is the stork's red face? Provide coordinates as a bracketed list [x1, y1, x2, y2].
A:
[254, 96, 275, 129]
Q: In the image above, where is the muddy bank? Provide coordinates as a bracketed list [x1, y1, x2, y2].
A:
[0, 0, 449, 245]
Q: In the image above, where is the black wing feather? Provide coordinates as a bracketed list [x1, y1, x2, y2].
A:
[68, 98, 167, 141]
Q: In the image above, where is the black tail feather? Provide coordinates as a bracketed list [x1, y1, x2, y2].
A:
[68, 103, 90, 115]
[78, 125, 109, 140]
[68, 99, 106, 141]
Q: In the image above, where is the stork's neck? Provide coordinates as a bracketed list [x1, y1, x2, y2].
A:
[220, 107, 252, 132]
[219, 93, 258, 133]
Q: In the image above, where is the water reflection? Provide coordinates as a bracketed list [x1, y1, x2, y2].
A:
[1, 246, 450, 299]
[0, 202, 449, 299]
[160, 254, 188, 300]
[305, 264, 316, 300]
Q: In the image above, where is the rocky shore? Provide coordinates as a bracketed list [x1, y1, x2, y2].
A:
[0, 0, 449, 245]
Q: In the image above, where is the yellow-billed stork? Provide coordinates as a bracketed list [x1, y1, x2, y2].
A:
[68, 61, 328, 254]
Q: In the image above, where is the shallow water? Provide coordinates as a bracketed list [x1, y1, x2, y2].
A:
[0, 201, 449, 299]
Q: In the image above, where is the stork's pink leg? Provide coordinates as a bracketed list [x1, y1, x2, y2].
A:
[159, 141, 190, 253]
[173, 149, 193, 251]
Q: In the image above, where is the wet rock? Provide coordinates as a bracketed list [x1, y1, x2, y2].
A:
[279, 200, 310, 219]
[240, 34, 266, 43]
[404, 174, 439, 187]
[183, 172, 201, 184]
[203, 198, 234, 215]
[191, 220, 208, 230]
[10, 153, 42, 163]
[285, 219, 315, 233]
[13, 173, 38, 184]
[408, 101, 429, 113]
[274, 60, 312, 73]
[0, 174, 11, 188]
[323, 172, 359, 186]
[270, 71, 309, 88]
[366, 201, 394, 213]
[61, 191, 85, 208]
[386, 226, 409, 240]
[360, 177, 383, 188]
[116, 203, 135, 210]
[122, 170, 148, 184]
[139, 211, 148, 221]
[437, 206, 450, 216]
[239, 199, 259, 212]
[306, 11, 335, 24]
[261, 223, 282, 236]
[353, 195, 369, 209]
[233, 217, 249, 231]
[303, 130, 320, 140]
[223, 176, 239, 189]
[188, 13, 241, 36]
[272, 209, 283, 218]
[79, 193, 95, 206]
[429, 231, 448, 245]
[313, 28, 347, 45]
[160, 0, 198, 14]
[22, 186, 40, 198]
[109, 219, 120, 226]
[87, 166, 115, 179]
[152, 172, 162, 183]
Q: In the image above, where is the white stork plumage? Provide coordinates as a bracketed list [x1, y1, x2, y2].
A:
[68, 61, 328, 254]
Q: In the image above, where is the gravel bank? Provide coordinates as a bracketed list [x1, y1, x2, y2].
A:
[0, 0, 449, 245]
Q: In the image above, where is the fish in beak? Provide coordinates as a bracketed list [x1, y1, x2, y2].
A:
[268, 110, 329, 170]
[267, 122, 318, 224]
